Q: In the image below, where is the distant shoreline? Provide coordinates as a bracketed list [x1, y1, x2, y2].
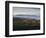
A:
[13, 15, 40, 20]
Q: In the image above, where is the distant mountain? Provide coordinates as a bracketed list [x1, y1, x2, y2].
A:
[13, 15, 40, 20]
[15, 15, 40, 16]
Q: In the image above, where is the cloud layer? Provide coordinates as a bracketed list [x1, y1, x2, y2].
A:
[13, 7, 40, 16]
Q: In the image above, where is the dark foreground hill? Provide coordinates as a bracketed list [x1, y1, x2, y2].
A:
[13, 15, 40, 31]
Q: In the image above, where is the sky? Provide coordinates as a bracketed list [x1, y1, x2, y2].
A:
[13, 7, 40, 16]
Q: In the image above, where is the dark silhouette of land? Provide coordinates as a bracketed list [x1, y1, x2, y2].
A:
[13, 15, 40, 31]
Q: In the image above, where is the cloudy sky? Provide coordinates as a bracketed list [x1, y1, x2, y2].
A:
[13, 7, 40, 16]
